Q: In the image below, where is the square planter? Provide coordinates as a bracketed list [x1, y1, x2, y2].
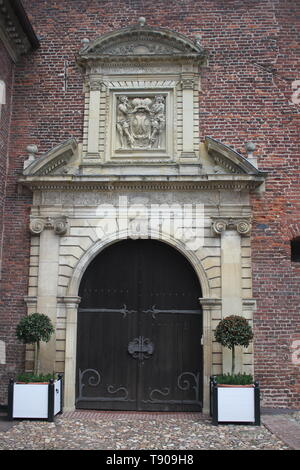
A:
[8, 375, 63, 422]
[210, 376, 260, 426]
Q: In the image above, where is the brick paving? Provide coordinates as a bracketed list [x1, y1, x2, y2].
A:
[262, 413, 300, 450]
[63, 410, 204, 421]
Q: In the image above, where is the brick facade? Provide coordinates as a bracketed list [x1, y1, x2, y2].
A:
[0, 36, 18, 400]
[0, 0, 299, 408]
[0, 40, 13, 276]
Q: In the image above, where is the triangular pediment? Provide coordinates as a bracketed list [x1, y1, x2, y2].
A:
[205, 137, 265, 176]
[19, 136, 266, 193]
[23, 138, 78, 176]
[77, 21, 205, 64]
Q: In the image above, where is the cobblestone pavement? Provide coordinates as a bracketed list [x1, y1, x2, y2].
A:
[0, 410, 296, 450]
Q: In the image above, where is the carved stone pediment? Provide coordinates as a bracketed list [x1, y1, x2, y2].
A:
[23, 138, 78, 176]
[205, 137, 265, 176]
[97, 39, 182, 56]
[19, 20, 266, 192]
[77, 22, 205, 66]
[19, 135, 266, 192]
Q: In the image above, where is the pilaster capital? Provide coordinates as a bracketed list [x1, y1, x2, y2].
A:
[242, 298, 257, 311]
[181, 73, 195, 90]
[29, 216, 68, 236]
[58, 296, 82, 309]
[89, 79, 103, 91]
[199, 298, 222, 310]
[211, 217, 252, 236]
[24, 296, 37, 306]
[83, 76, 105, 93]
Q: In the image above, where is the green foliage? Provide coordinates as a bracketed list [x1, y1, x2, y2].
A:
[214, 315, 253, 349]
[15, 313, 55, 375]
[16, 372, 56, 383]
[215, 373, 253, 385]
[214, 315, 254, 375]
[16, 313, 54, 345]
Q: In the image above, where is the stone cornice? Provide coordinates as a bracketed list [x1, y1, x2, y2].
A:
[19, 136, 266, 193]
[19, 173, 265, 193]
[0, 0, 39, 62]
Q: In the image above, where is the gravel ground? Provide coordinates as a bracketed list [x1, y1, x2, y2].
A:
[0, 413, 291, 450]
[288, 411, 300, 425]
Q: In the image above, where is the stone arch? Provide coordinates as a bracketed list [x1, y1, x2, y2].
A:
[66, 229, 211, 300]
[63, 230, 213, 412]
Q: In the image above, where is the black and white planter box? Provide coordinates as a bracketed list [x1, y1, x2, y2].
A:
[8, 375, 63, 422]
[210, 376, 260, 426]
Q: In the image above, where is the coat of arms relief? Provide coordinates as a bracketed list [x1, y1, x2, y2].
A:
[116, 95, 166, 151]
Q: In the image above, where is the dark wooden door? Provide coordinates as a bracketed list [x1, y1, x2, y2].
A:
[76, 239, 203, 411]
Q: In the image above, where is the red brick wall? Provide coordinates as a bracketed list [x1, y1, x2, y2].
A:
[0, 0, 299, 407]
[0, 39, 21, 404]
[249, 0, 300, 407]
[0, 41, 13, 270]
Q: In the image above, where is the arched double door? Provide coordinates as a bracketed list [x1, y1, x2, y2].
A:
[76, 239, 203, 411]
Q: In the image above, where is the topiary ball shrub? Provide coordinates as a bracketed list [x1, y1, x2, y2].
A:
[214, 315, 253, 376]
[16, 313, 54, 375]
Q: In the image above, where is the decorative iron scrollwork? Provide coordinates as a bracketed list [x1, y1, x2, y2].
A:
[76, 368, 133, 403]
[142, 305, 202, 319]
[148, 387, 170, 402]
[79, 304, 137, 318]
[128, 336, 154, 361]
[142, 371, 201, 406]
[177, 371, 201, 400]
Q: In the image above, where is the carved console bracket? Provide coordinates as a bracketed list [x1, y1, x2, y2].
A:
[29, 216, 68, 236]
[211, 217, 252, 236]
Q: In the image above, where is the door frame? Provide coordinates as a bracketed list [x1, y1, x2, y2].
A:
[75, 238, 204, 411]
[63, 231, 214, 413]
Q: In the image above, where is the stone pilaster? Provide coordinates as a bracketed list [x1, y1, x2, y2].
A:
[28, 216, 68, 373]
[61, 296, 81, 411]
[199, 297, 222, 414]
[36, 228, 60, 373]
[85, 76, 102, 161]
[180, 73, 196, 159]
[212, 216, 252, 374]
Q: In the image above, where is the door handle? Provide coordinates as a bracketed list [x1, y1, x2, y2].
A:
[128, 336, 154, 361]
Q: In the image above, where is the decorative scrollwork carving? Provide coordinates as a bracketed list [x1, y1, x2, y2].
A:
[212, 217, 251, 236]
[236, 219, 251, 235]
[53, 217, 68, 236]
[212, 219, 227, 235]
[29, 216, 68, 236]
[29, 218, 45, 235]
